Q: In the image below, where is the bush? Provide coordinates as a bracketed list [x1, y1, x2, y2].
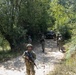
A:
[59, 25, 72, 40]
[0, 32, 11, 52]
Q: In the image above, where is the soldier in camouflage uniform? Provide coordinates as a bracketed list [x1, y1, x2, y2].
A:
[28, 35, 32, 44]
[40, 34, 45, 53]
[22, 44, 36, 75]
[57, 34, 63, 51]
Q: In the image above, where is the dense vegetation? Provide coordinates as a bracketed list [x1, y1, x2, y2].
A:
[0, 0, 52, 48]
[0, 0, 76, 60]
[49, 0, 76, 75]
[0, 0, 76, 74]
[0, 0, 75, 49]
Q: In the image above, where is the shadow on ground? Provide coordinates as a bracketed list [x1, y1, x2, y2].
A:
[0, 39, 64, 75]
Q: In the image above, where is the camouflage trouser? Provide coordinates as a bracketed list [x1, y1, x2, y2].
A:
[41, 42, 45, 52]
[58, 42, 63, 51]
[57, 40, 59, 46]
[26, 63, 35, 75]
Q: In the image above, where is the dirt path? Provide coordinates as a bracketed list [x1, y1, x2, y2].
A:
[0, 39, 64, 75]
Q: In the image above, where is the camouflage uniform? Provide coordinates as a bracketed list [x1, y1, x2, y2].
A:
[57, 34, 63, 51]
[28, 36, 32, 44]
[22, 44, 36, 75]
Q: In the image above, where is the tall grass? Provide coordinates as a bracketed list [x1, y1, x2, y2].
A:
[49, 54, 76, 75]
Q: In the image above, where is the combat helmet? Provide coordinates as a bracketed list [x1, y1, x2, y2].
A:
[26, 44, 33, 48]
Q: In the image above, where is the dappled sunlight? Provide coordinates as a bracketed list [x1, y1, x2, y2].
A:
[0, 56, 25, 75]
[35, 64, 55, 75]
[0, 33, 11, 52]
[0, 40, 64, 75]
[6, 46, 11, 51]
[48, 51, 65, 59]
[0, 46, 3, 51]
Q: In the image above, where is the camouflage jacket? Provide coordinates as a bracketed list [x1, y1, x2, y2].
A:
[22, 50, 36, 64]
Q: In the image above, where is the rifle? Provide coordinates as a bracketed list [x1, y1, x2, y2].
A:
[25, 52, 38, 69]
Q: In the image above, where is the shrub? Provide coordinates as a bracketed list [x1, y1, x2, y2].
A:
[59, 25, 72, 40]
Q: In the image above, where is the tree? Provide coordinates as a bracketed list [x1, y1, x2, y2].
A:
[0, 0, 51, 48]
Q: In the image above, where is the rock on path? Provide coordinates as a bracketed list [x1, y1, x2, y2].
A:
[0, 40, 64, 75]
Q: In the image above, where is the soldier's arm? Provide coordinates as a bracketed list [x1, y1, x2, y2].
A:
[22, 51, 29, 59]
[32, 51, 36, 60]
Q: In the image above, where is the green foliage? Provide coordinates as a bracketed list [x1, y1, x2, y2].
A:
[65, 35, 76, 59]
[19, 0, 51, 35]
[0, 32, 11, 52]
[0, 0, 26, 47]
[50, 0, 74, 27]
[50, 0, 69, 29]
[59, 25, 72, 40]
[0, 0, 76, 53]
[0, 0, 52, 49]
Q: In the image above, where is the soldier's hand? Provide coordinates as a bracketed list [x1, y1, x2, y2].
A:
[25, 56, 29, 59]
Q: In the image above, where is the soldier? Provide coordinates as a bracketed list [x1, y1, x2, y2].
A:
[57, 33, 63, 51]
[40, 34, 45, 52]
[22, 44, 36, 75]
[28, 35, 32, 44]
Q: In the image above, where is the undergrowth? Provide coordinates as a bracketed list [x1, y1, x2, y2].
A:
[49, 54, 76, 75]
[49, 30, 76, 75]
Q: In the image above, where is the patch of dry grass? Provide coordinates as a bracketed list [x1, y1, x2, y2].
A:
[49, 54, 76, 75]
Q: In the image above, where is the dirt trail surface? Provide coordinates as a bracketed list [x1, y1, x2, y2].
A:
[0, 40, 64, 75]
